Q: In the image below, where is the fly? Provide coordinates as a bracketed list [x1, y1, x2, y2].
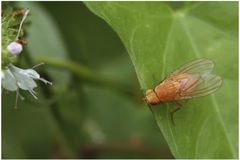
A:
[144, 58, 222, 124]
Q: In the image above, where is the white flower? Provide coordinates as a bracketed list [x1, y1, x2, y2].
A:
[7, 41, 23, 55]
[2, 63, 52, 108]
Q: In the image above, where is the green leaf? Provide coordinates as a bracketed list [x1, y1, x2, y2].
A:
[85, 2, 238, 159]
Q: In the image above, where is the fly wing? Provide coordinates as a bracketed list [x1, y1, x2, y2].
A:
[163, 58, 221, 100]
[170, 58, 214, 76]
[176, 74, 222, 100]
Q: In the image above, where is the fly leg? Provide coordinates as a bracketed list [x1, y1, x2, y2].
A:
[170, 101, 184, 125]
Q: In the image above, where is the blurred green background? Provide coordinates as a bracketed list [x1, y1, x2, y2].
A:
[2, 2, 173, 158]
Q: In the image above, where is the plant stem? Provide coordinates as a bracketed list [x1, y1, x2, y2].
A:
[34, 56, 142, 102]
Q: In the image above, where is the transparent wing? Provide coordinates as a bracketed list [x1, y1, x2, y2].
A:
[170, 58, 214, 76]
[176, 74, 222, 100]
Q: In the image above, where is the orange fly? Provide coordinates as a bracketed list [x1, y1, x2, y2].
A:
[144, 58, 222, 124]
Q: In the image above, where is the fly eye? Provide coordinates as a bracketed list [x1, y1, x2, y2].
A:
[7, 41, 23, 55]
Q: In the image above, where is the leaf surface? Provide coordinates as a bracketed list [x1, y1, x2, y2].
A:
[85, 2, 238, 158]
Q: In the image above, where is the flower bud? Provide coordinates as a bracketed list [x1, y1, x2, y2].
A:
[7, 41, 23, 55]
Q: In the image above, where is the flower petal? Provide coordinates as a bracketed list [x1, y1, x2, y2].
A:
[2, 69, 18, 91]
[8, 64, 37, 91]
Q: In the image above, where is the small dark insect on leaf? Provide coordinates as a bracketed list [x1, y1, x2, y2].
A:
[144, 58, 222, 124]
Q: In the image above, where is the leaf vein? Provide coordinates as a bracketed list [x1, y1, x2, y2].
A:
[181, 15, 235, 157]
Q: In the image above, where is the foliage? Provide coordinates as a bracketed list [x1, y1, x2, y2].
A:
[85, 1, 238, 159]
[2, 2, 172, 159]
